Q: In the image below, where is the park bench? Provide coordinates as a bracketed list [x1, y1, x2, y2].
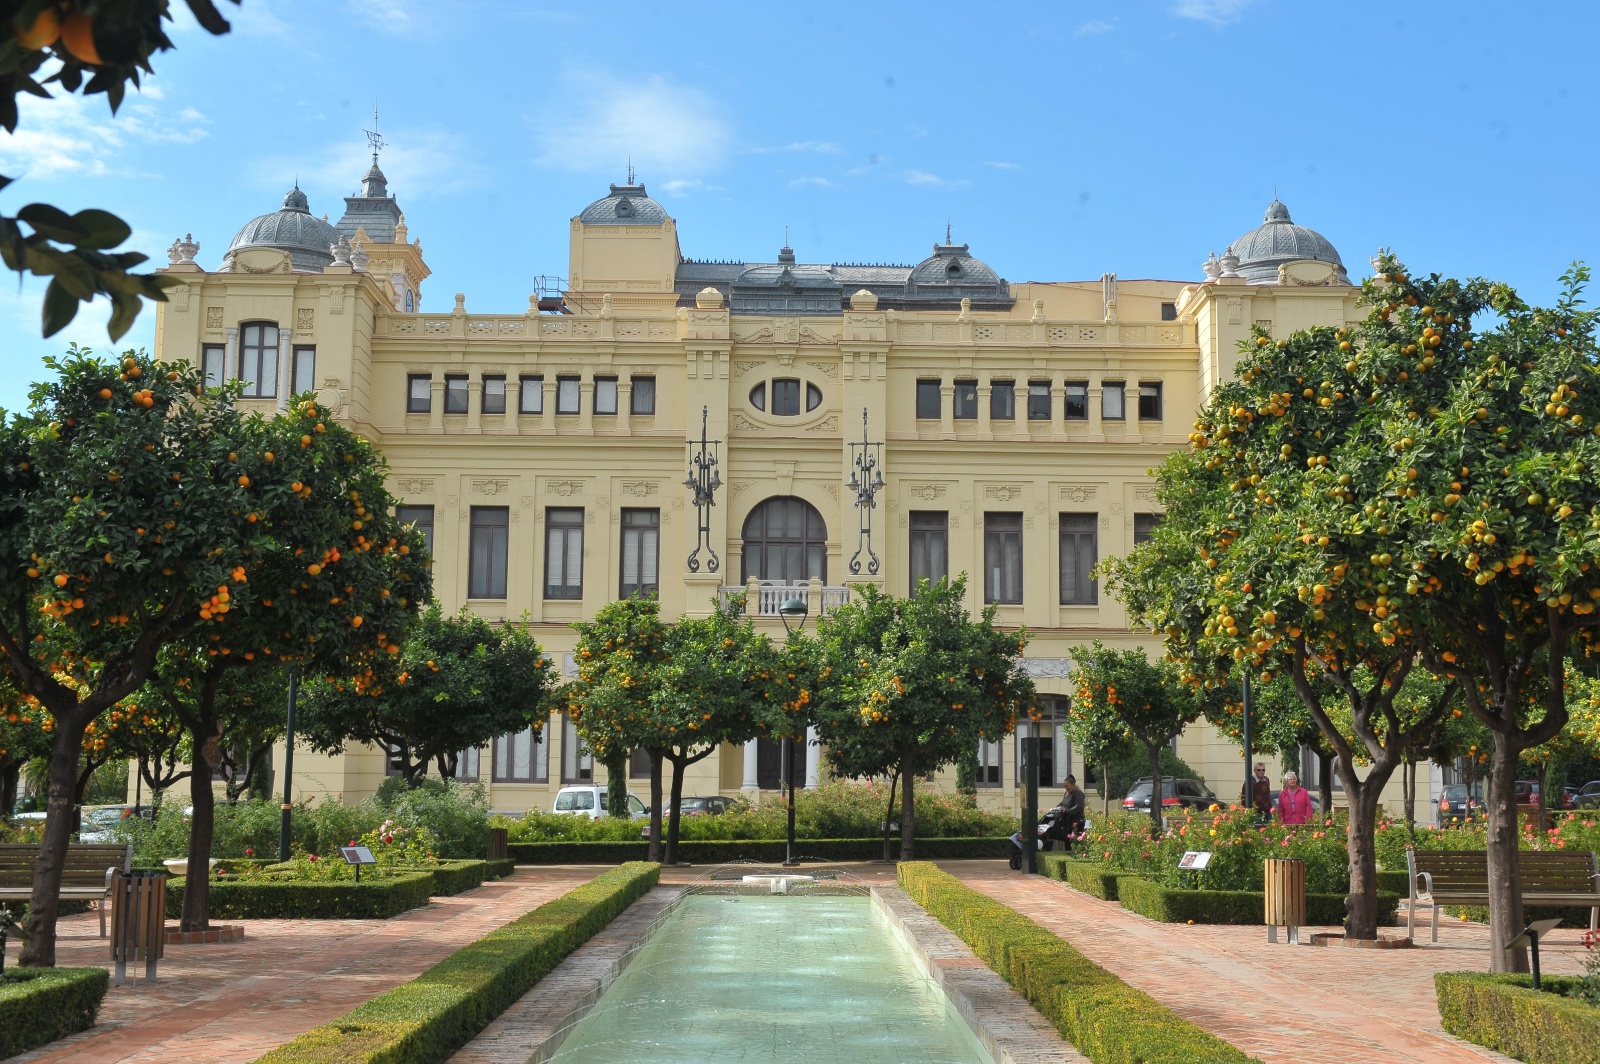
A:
[1406, 848, 1600, 942]
[0, 842, 132, 937]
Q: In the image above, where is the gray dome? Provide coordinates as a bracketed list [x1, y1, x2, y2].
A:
[578, 183, 668, 225]
[1229, 200, 1348, 284]
[736, 264, 839, 288]
[227, 186, 340, 271]
[906, 243, 1006, 295]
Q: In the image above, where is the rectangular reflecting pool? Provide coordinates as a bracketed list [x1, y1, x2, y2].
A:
[547, 892, 993, 1063]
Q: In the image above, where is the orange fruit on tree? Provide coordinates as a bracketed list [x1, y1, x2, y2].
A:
[15, 6, 61, 49]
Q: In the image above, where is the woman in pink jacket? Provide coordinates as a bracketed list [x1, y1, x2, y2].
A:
[1277, 772, 1314, 826]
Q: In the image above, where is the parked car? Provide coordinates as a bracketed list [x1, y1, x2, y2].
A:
[1437, 783, 1482, 826]
[639, 796, 735, 838]
[1576, 782, 1600, 810]
[552, 785, 648, 820]
[1121, 777, 1218, 814]
[77, 806, 132, 843]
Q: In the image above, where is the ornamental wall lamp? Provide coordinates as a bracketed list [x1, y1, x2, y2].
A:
[683, 405, 722, 573]
[847, 407, 886, 576]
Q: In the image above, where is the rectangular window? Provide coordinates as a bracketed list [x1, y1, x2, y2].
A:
[202, 344, 225, 390]
[468, 506, 509, 599]
[630, 747, 652, 780]
[482, 375, 506, 415]
[1063, 381, 1088, 421]
[631, 375, 656, 415]
[291, 345, 316, 395]
[952, 379, 978, 420]
[594, 376, 618, 415]
[519, 375, 543, 415]
[1059, 513, 1098, 605]
[238, 322, 279, 398]
[619, 509, 660, 598]
[454, 747, 480, 782]
[444, 375, 468, 415]
[1138, 382, 1163, 421]
[771, 378, 800, 416]
[561, 713, 593, 782]
[984, 512, 1023, 605]
[909, 511, 949, 592]
[976, 738, 1002, 787]
[407, 374, 432, 413]
[1161, 301, 1178, 322]
[1134, 512, 1163, 545]
[1103, 382, 1126, 420]
[990, 380, 1015, 420]
[1028, 381, 1051, 421]
[557, 376, 580, 415]
[915, 379, 940, 419]
[493, 726, 548, 783]
[395, 504, 435, 556]
[545, 508, 584, 599]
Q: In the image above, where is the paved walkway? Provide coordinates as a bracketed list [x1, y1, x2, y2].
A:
[5, 866, 604, 1064]
[941, 860, 1592, 1064]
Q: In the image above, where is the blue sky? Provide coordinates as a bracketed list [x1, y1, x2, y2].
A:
[1, 0, 1595, 412]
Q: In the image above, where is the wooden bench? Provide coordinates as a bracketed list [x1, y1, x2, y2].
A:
[0, 842, 132, 938]
[1407, 848, 1600, 942]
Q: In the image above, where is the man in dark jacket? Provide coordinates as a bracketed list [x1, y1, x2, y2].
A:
[1051, 775, 1086, 852]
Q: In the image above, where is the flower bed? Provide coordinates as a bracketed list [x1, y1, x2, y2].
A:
[1085, 808, 1350, 893]
[1376, 811, 1600, 868]
[0, 967, 110, 1059]
[899, 862, 1258, 1064]
[506, 836, 1009, 865]
[1436, 973, 1600, 1064]
[257, 862, 659, 1064]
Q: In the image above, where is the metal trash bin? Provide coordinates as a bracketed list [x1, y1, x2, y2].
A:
[488, 827, 509, 861]
[1264, 858, 1306, 945]
[110, 871, 167, 985]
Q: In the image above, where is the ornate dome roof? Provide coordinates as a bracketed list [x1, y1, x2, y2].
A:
[908, 243, 1004, 289]
[1228, 200, 1348, 284]
[227, 186, 340, 271]
[578, 183, 668, 225]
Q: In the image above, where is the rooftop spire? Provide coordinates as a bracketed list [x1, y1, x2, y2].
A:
[364, 102, 385, 166]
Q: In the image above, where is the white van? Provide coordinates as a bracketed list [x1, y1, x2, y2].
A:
[552, 785, 648, 820]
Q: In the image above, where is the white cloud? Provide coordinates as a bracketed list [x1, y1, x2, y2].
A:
[903, 169, 967, 189]
[0, 90, 210, 179]
[1076, 19, 1116, 35]
[984, 161, 1020, 171]
[1172, 0, 1253, 25]
[748, 141, 841, 155]
[534, 70, 731, 177]
[348, 0, 417, 33]
[660, 178, 723, 196]
[789, 176, 834, 188]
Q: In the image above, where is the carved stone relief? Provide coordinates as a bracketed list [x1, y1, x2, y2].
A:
[1059, 485, 1097, 503]
[804, 415, 840, 433]
[620, 481, 659, 498]
[296, 307, 315, 332]
[546, 480, 583, 497]
[906, 484, 947, 501]
[805, 360, 839, 379]
[395, 478, 435, 495]
[730, 414, 760, 432]
[205, 307, 224, 330]
[733, 360, 765, 375]
[471, 479, 509, 496]
[984, 484, 1023, 502]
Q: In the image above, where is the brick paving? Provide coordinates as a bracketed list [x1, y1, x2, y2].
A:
[941, 859, 1594, 1064]
[4, 866, 603, 1064]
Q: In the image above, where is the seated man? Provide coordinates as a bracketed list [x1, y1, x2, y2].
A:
[1049, 775, 1086, 851]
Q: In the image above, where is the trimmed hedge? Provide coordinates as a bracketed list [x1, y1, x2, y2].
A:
[166, 871, 437, 920]
[899, 862, 1258, 1064]
[486, 857, 515, 880]
[429, 861, 490, 896]
[507, 836, 1007, 864]
[256, 862, 660, 1064]
[1446, 903, 1597, 929]
[1038, 855, 1122, 900]
[1437, 972, 1600, 1064]
[1115, 876, 1400, 926]
[1376, 868, 1409, 895]
[0, 967, 110, 1059]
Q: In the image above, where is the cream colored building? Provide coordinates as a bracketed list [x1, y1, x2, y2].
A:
[155, 158, 1426, 818]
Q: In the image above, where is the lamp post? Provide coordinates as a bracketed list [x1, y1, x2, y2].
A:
[778, 594, 809, 868]
[278, 668, 299, 863]
[1019, 717, 1039, 875]
[683, 405, 722, 573]
[847, 408, 886, 576]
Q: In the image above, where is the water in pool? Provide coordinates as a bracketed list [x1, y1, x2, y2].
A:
[547, 893, 992, 1063]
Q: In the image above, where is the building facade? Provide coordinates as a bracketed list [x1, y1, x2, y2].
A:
[155, 158, 1415, 816]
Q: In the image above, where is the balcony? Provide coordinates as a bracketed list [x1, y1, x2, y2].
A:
[719, 579, 851, 618]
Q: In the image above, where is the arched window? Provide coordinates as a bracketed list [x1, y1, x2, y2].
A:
[741, 496, 827, 584]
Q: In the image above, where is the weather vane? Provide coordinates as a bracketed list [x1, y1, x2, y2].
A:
[945, 219, 953, 245]
[364, 103, 385, 165]
[626, 157, 635, 185]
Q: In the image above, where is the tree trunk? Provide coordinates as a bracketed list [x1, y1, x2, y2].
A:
[181, 715, 222, 933]
[246, 746, 272, 801]
[1103, 761, 1112, 818]
[604, 749, 628, 819]
[646, 751, 664, 864]
[899, 741, 916, 862]
[21, 712, 91, 967]
[1536, 761, 1549, 834]
[1485, 729, 1528, 973]
[1317, 749, 1334, 818]
[1402, 757, 1417, 834]
[0, 763, 18, 820]
[664, 752, 688, 866]
[1344, 780, 1383, 940]
[1147, 743, 1164, 838]
[881, 768, 900, 863]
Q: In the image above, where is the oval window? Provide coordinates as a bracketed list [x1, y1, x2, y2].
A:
[749, 382, 766, 411]
[806, 383, 823, 412]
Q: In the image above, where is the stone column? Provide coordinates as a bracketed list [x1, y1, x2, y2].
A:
[1054, 724, 1069, 788]
[742, 742, 759, 792]
[578, 380, 595, 433]
[804, 726, 819, 789]
[939, 382, 954, 439]
[429, 378, 444, 434]
[617, 377, 632, 434]
[977, 379, 992, 439]
[540, 379, 554, 432]
[467, 378, 484, 434]
[277, 328, 293, 411]
[224, 326, 238, 386]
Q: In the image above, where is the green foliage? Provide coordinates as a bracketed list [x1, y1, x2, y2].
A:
[507, 837, 1010, 864]
[897, 862, 1259, 1064]
[1083, 808, 1350, 893]
[300, 604, 548, 787]
[1114, 875, 1398, 926]
[256, 863, 660, 1064]
[1436, 972, 1600, 1064]
[0, 966, 109, 1058]
[165, 872, 437, 921]
[1039, 855, 1123, 900]
[1100, 745, 1202, 800]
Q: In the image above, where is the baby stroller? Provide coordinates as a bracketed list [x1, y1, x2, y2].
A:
[1008, 807, 1086, 869]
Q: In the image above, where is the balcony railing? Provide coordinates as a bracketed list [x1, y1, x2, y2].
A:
[719, 579, 851, 618]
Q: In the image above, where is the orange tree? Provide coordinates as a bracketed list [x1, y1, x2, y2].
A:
[808, 578, 1034, 861]
[0, 670, 48, 819]
[1067, 642, 1203, 837]
[298, 603, 547, 789]
[1354, 258, 1600, 969]
[0, 346, 282, 965]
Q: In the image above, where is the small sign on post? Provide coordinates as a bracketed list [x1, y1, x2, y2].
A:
[1178, 851, 1213, 870]
[339, 846, 377, 883]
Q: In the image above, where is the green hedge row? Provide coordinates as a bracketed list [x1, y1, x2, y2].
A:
[1445, 903, 1598, 929]
[167, 871, 437, 920]
[507, 836, 1008, 864]
[428, 861, 490, 897]
[1436, 972, 1600, 1064]
[0, 967, 111, 1059]
[486, 857, 515, 880]
[1038, 855, 1122, 900]
[256, 862, 660, 1064]
[1116, 876, 1400, 926]
[1377, 868, 1409, 895]
[899, 862, 1258, 1064]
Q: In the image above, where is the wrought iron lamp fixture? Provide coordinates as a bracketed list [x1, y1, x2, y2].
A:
[847, 408, 886, 575]
[683, 405, 722, 573]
